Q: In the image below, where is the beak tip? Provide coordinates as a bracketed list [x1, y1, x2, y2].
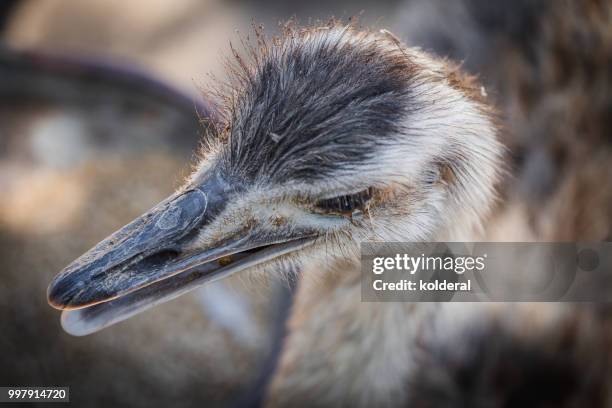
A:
[47, 278, 69, 310]
[47, 271, 88, 310]
[60, 310, 94, 336]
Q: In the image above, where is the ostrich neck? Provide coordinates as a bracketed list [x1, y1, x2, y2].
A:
[266, 263, 438, 407]
[265, 228, 473, 406]
[269, 263, 444, 406]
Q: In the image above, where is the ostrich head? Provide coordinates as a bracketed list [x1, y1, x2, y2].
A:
[48, 24, 502, 335]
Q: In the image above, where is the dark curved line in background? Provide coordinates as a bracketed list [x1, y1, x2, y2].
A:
[0, 45, 217, 123]
[233, 278, 298, 408]
[0, 0, 20, 35]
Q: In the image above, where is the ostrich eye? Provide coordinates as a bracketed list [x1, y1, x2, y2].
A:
[314, 188, 373, 215]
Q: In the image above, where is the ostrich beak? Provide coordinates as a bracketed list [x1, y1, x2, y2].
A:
[47, 173, 315, 336]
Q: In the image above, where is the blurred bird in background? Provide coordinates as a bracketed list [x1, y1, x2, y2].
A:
[2, 0, 612, 407]
[396, 0, 612, 242]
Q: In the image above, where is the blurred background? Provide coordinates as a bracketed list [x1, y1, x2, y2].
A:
[1, 0, 610, 407]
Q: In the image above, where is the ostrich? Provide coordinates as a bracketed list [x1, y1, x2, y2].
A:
[46, 22, 608, 406]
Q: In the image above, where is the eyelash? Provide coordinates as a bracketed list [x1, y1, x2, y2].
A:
[314, 188, 373, 215]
